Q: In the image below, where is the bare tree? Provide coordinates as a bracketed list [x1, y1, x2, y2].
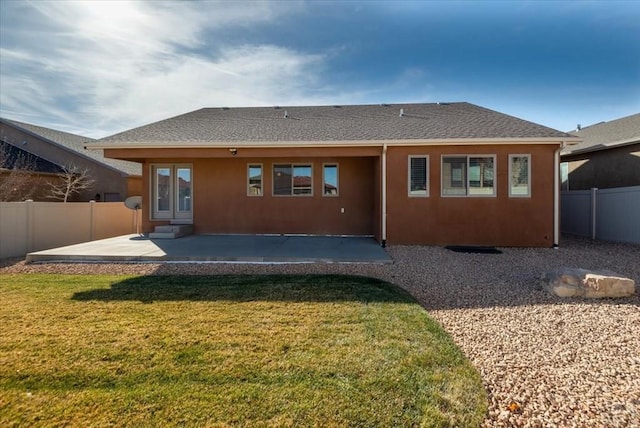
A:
[48, 163, 95, 202]
[0, 142, 41, 201]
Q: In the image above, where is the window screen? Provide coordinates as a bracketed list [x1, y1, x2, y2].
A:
[409, 156, 428, 196]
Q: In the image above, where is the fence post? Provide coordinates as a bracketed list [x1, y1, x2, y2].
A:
[89, 200, 95, 241]
[25, 200, 34, 252]
[591, 187, 598, 240]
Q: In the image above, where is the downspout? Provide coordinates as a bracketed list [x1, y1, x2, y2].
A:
[381, 143, 388, 247]
[553, 142, 564, 248]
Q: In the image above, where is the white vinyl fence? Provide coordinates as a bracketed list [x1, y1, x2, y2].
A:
[0, 201, 139, 259]
[561, 186, 640, 244]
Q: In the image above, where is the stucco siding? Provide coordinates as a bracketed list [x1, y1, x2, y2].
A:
[136, 143, 557, 247]
[385, 145, 556, 247]
[142, 156, 376, 237]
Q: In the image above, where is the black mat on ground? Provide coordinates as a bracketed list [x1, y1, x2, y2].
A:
[445, 245, 502, 254]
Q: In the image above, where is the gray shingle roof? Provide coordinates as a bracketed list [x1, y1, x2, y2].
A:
[97, 102, 572, 145]
[1, 118, 141, 176]
[563, 113, 640, 155]
[0, 141, 65, 174]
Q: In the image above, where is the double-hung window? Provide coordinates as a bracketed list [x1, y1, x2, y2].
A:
[509, 155, 531, 197]
[273, 164, 313, 196]
[408, 156, 429, 196]
[442, 155, 496, 196]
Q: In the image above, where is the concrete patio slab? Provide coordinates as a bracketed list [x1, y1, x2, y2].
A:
[25, 234, 392, 264]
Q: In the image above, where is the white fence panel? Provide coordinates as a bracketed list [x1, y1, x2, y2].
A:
[93, 202, 137, 240]
[0, 202, 28, 259]
[561, 186, 640, 244]
[32, 202, 92, 252]
[0, 201, 138, 259]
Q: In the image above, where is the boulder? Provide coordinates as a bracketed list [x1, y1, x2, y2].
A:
[542, 268, 636, 298]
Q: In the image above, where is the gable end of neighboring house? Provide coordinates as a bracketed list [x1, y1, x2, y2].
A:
[90, 102, 578, 247]
[0, 118, 142, 201]
[0, 140, 67, 201]
[561, 113, 640, 190]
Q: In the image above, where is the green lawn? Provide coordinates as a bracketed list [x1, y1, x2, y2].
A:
[0, 274, 486, 427]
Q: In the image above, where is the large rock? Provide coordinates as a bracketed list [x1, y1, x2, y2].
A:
[542, 268, 636, 298]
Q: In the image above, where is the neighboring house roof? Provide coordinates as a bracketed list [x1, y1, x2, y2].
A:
[0, 141, 65, 174]
[0, 118, 142, 176]
[92, 102, 575, 148]
[562, 112, 640, 156]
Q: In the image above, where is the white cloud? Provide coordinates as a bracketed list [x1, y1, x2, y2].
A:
[94, 45, 331, 132]
[0, 0, 334, 137]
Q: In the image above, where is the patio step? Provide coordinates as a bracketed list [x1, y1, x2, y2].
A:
[170, 219, 193, 225]
[149, 224, 193, 239]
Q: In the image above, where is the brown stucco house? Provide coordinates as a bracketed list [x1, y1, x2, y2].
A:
[89, 102, 579, 247]
[0, 118, 142, 202]
[561, 113, 640, 190]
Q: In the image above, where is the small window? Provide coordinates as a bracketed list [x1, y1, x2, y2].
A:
[442, 156, 467, 196]
[248, 164, 262, 196]
[408, 156, 429, 196]
[442, 155, 495, 197]
[509, 155, 531, 197]
[468, 156, 494, 195]
[323, 164, 338, 196]
[273, 164, 313, 196]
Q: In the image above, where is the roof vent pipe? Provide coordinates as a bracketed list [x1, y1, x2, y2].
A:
[577, 124, 581, 130]
[284, 110, 289, 118]
[399, 108, 404, 117]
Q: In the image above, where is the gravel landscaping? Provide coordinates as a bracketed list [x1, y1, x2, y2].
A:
[1, 235, 639, 427]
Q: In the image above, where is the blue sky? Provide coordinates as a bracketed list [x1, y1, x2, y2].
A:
[1, 0, 638, 138]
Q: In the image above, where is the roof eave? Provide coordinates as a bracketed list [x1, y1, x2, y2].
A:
[88, 136, 579, 150]
[561, 137, 640, 156]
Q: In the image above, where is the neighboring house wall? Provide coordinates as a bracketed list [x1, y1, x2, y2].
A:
[0, 170, 65, 201]
[126, 176, 143, 198]
[0, 123, 141, 201]
[562, 143, 640, 190]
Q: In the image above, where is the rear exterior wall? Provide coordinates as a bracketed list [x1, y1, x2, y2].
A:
[385, 144, 557, 247]
[131, 143, 557, 247]
[141, 156, 376, 237]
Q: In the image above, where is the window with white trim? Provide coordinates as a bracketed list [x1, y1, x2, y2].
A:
[441, 155, 495, 196]
[509, 155, 531, 197]
[323, 164, 338, 196]
[247, 164, 262, 196]
[408, 155, 429, 196]
[273, 164, 313, 196]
